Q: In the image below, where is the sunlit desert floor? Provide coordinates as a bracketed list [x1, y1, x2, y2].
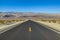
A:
[0, 21, 25, 34]
[35, 21, 60, 34]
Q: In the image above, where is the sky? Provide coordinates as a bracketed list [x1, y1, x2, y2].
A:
[0, 0, 60, 13]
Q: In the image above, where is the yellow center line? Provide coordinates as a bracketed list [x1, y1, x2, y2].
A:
[29, 27, 32, 32]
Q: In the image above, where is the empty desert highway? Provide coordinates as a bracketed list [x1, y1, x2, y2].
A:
[0, 20, 60, 40]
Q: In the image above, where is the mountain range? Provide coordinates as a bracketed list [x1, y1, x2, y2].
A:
[0, 12, 60, 19]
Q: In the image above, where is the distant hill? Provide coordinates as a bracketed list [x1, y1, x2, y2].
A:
[0, 12, 60, 19]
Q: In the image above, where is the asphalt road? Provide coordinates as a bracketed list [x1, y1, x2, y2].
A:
[0, 20, 60, 40]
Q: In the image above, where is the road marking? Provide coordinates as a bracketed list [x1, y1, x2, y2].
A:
[29, 27, 32, 32]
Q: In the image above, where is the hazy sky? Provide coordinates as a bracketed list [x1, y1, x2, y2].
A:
[0, 0, 60, 13]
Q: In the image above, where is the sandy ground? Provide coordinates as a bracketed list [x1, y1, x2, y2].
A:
[0, 21, 26, 34]
[34, 21, 60, 34]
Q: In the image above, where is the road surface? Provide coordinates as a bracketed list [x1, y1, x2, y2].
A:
[0, 20, 60, 40]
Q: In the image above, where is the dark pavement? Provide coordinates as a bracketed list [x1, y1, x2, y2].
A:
[0, 20, 60, 40]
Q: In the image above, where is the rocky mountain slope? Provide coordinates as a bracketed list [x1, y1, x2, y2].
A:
[0, 12, 60, 19]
